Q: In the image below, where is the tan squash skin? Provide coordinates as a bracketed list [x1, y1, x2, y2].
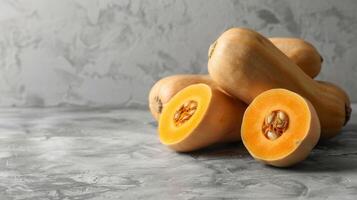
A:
[317, 81, 352, 125]
[269, 38, 322, 78]
[242, 89, 320, 167]
[208, 27, 348, 138]
[148, 75, 216, 120]
[159, 84, 246, 152]
[209, 37, 323, 78]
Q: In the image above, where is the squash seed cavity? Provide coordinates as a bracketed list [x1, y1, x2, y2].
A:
[173, 100, 198, 127]
[262, 110, 289, 140]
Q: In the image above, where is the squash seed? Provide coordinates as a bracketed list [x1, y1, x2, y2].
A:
[262, 110, 289, 140]
[174, 100, 198, 127]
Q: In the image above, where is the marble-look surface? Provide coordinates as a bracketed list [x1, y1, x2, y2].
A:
[0, 106, 356, 199]
[0, 0, 357, 107]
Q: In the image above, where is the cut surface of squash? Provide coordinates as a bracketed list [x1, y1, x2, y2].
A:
[159, 83, 245, 152]
[242, 89, 320, 167]
[159, 84, 211, 144]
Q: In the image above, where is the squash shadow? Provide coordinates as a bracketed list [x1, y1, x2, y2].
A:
[178, 131, 357, 172]
[183, 142, 250, 160]
[274, 136, 357, 172]
[165, 123, 357, 172]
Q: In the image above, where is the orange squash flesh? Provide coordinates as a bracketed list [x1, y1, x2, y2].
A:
[242, 89, 320, 167]
[159, 83, 246, 152]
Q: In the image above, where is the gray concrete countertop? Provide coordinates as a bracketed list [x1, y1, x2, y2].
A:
[0, 107, 356, 199]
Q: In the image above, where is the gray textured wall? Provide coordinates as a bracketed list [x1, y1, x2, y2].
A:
[0, 0, 356, 107]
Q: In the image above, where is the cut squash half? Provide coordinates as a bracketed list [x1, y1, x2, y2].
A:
[241, 89, 321, 167]
[159, 83, 246, 152]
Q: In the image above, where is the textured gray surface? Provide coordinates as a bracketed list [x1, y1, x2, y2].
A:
[0, 0, 357, 107]
[0, 106, 356, 199]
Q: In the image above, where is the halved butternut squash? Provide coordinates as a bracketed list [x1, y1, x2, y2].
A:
[242, 89, 320, 167]
[149, 75, 215, 120]
[159, 83, 246, 152]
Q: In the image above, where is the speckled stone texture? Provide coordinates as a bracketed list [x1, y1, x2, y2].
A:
[0, 0, 357, 107]
[0, 106, 356, 199]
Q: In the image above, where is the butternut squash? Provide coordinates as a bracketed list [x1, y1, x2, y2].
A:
[209, 37, 323, 78]
[208, 27, 349, 138]
[242, 89, 320, 167]
[269, 38, 322, 78]
[158, 83, 246, 152]
[316, 81, 352, 124]
[148, 75, 216, 120]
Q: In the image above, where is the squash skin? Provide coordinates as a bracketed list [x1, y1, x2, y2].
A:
[317, 81, 352, 125]
[241, 89, 320, 167]
[269, 38, 322, 78]
[159, 84, 246, 152]
[210, 37, 323, 78]
[208, 28, 348, 138]
[148, 75, 215, 120]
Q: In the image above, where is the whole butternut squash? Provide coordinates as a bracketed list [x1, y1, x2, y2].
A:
[208, 27, 350, 138]
[269, 38, 322, 78]
[316, 80, 351, 124]
[209, 37, 323, 78]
